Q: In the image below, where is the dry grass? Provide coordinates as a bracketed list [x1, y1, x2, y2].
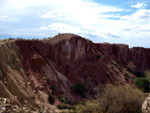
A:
[64, 84, 145, 113]
[71, 100, 103, 113]
[97, 84, 146, 113]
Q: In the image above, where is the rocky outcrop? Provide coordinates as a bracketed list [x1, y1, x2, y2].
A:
[1, 33, 150, 106]
[0, 97, 63, 113]
[0, 40, 54, 109]
[130, 47, 150, 71]
[142, 94, 150, 113]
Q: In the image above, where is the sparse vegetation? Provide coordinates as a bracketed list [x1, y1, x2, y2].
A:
[128, 61, 144, 77]
[57, 95, 67, 103]
[135, 70, 150, 93]
[48, 93, 55, 104]
[128, 61, 136, 73]
[72, 82, 87, 97]
[135, 77, 150, 93]
[69, 84, 145, 113]
[72, 100, 103, 113]
[57, 103, 72, 110]
[123, 72, 130, 81]
[145, 70, 150, 80]
[97, 84, 145, 113]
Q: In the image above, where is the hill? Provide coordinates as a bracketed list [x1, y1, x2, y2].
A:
[0, 33, 150, 112]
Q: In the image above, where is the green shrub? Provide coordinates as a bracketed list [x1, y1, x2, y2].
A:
[57, 95, 67, 103]
[97, 84, 145, 113]
[48, 94, 55, 104]
[57, 103, 72, 110]
[73, 100, 103, 113]
[72, 82, 87, 97]
[135, 77, 150, 93]
[145, 70, 150, 80]
[66, 84, 145, 113]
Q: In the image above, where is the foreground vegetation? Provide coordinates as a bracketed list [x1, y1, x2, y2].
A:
[57, 84, 145, 113]
[135, 70, 150, 93]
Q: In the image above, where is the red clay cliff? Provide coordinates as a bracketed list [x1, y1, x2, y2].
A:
[0, 33, 150, 104]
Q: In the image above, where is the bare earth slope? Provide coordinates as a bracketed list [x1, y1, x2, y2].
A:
[1, 33, 150, 109]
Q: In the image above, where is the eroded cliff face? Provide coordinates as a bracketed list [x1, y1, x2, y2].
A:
[0, 33, 150, 106]
[0, 40, 40, 107]
[129, 47, 150, 71]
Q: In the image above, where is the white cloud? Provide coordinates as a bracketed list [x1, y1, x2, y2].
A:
[38, 0, 126, 39]
[0, 14, 18, 22]
[2, 0, 123, 24]
[40, 0, 123, 26]
[41, 10, 62, 19]
[131, 3, 147, 9]
[121, 9, 150, 22]
[0, 15, 8, 18]
[117, 8, 150, 41]
[0, 0, 150, 47]
[40, 23, 85, 34]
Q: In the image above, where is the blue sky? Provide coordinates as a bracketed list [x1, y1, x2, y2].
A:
[0, 0, 150, 47]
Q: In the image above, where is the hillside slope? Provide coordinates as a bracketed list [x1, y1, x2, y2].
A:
[0, 33, 150, 108]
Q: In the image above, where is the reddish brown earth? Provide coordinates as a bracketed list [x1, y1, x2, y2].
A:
[1, 33, 150, 106]
[15, 34, 150, 102]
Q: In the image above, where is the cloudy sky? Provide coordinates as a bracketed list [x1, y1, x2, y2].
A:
[0, 0, 150, 47]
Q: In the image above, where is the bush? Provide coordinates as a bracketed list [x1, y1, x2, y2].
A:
[57, 95, 67, 103]
[135, 78, 150, 93]
[66, 84, 145, 113]
[57, 103, 72, 110]
[73, 100, 103, 113]
[48, 94, 55, 104]
[128, 61, 136, 73]
[97, 84, 145, 113]
[145, 70, 150, 80]
[72, 82, 87, 97]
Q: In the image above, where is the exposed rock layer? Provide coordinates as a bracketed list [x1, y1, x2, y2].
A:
[0, 33, 150, 105]
[142, 94, 150, 113]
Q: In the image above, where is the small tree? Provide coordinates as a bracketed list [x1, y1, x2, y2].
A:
[48, 93, 55, 104]
[135, 78, 150, 93]
[72, 82, 87, 97]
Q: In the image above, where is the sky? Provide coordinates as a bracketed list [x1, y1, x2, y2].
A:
[0, 0, 150, 47]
